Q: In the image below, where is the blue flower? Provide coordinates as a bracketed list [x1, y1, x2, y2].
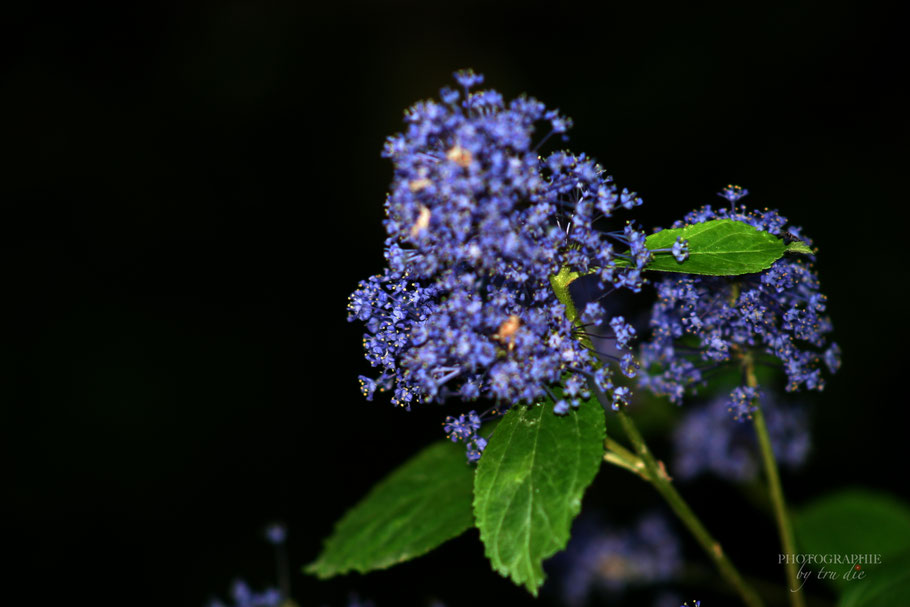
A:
[718, 184, 749, 203]
[671, 237, 689, 262]
[610, 316, 636, 349]
[443, 410, 481, 441]
[351, 70, 650, 460]
[442, 411, 489, 461]
[638, 188, 839, 417]
[645, 234, 689, 264]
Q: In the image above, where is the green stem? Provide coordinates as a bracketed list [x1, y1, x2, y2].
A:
[603, 450, 647, 477]
[745, 356, 805, 607]
[685, 563, 836, 607]
[550, 267, 764, 607]
[614, 406, 764, 607]
[603, 436, 649, 479]
[549, 266, 582, 326]
[604, 435, 639, 465]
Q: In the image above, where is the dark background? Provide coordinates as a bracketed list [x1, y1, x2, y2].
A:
[2, 1, 906, 606]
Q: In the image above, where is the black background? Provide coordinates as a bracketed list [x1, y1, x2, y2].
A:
[2, 2, 906, 606]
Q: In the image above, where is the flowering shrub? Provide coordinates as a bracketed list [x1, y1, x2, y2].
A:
[308, 71, 853, 607]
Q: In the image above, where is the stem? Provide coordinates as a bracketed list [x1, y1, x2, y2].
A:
[549, 266, 582, 326]
[275, 542, 290, 600]
[603, 451, 647, 477]
[745, 355, 805, 607]
[550, 267, 763, 607]
[613, 405, 765, 607]
[603, 436, 649, 479]
[604, 435, 639, 465]
[685, 563, 836, 607]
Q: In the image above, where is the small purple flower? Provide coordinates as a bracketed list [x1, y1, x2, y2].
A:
[648, 234, 689, 264]
[442, 411, 481, 441]
[718, 184, 749, 203]
[611, 386, 632, 410]
[442, 411, 489, 460]
[454, 68, 483, 89]
[729, 385, 759, 419]
[465, 436, 488, 462]
[671, 237, 689, 262]
[610, 316, 636, 349]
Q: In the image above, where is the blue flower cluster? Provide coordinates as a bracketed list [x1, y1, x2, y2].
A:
[638, 187, 840, 418]
[349, 70, 656, 459]
[381, 70, 652, 287]
[442, 411, 487, 462]
[673, 393, 810, 481]
[551, 513, 681, 606]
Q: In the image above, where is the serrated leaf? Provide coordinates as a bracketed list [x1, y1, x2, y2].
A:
[645, 219, 786, 275]
[305, 440, 475, 578]
[473, 398, 605, 595]
[795, 489, 910, 593]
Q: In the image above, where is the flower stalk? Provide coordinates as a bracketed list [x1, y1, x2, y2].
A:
[745, 354, 806, 607]
[603, 436, 649, 479]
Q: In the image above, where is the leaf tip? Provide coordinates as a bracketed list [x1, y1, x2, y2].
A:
[785, 241, 815, 255]
[302, 560, 324, 578]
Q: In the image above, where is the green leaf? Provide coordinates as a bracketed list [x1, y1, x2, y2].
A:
[305, 440, 475, 578]
[795, 489, 910, 593]
[786, 240, 814, 255]
[644, 219, 786, 275]
[838, 549, 910, 607]
[473, 397, 605, 595]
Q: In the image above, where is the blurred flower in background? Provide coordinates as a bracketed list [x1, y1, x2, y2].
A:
[264, 523, 287, 546]
[548, 513, 682, 606]
[673, 393, 810, 482]
[206, 524, 291, 607]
